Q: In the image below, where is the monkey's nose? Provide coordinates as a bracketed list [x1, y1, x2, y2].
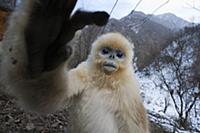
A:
[109, 54, 115, 59]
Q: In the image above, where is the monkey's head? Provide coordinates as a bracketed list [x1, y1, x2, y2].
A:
[89, 33, 134, 75]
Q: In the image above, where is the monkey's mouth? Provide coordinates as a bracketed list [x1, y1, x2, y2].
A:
[102, 62, 117, 74]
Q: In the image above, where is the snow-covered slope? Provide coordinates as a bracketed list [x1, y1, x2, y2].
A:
[137, 70, 199, 133]
[150, 13, 192, 31]
[136, 26, 200, 132]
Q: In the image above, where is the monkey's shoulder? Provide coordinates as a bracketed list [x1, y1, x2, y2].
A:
[68, 61, 89, 81]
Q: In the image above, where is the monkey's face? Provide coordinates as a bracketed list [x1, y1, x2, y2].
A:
[97, 46, 125, 75]
[90, 33, 133, 75]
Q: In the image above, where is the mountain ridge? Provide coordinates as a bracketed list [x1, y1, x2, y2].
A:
[150, 12, 192, 31]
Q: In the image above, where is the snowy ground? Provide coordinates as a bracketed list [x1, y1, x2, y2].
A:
[136, 71, 200, 133]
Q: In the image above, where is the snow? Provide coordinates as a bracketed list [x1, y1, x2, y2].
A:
[135, 37, 200, 132]
[152, 13, 192, 31]
[136, 71, 178, 116]
[131, 26, 139, 34]
[136, 70, 200, 132]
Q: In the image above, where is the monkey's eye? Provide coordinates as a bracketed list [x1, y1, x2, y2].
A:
[116, 50, 124, 59]
[101, 47, 110, 55]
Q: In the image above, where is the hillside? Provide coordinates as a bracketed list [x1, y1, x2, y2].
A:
[150, 13, 192, 31]
[120, 11, 174, 69]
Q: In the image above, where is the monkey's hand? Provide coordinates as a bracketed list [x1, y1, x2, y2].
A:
[25, 0, 109, 76]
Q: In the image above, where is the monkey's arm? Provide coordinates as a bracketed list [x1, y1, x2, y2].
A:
[25, 1, 109, 74]
[0, 0, 109, 113]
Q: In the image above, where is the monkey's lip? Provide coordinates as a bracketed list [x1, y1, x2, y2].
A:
[103, 63, 116, 68]
[103, 62, 117, 73]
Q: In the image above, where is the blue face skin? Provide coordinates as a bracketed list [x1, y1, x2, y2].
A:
[100, 47, 125, 61]
[99, 46, 125, 74]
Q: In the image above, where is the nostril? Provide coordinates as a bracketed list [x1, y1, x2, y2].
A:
[109, 55, 115, 59]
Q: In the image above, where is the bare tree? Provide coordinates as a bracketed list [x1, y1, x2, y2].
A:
[185, 0, 200, 12]
[152, 27, 200, 130]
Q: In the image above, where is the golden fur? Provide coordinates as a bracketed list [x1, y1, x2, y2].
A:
[66, 33, 149, 133]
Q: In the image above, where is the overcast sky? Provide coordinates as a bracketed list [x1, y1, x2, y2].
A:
[75, 0, 200, 23]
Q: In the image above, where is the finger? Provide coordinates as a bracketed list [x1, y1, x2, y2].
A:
[70, 10, 110, 30]
[93, 11, 110, 26]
